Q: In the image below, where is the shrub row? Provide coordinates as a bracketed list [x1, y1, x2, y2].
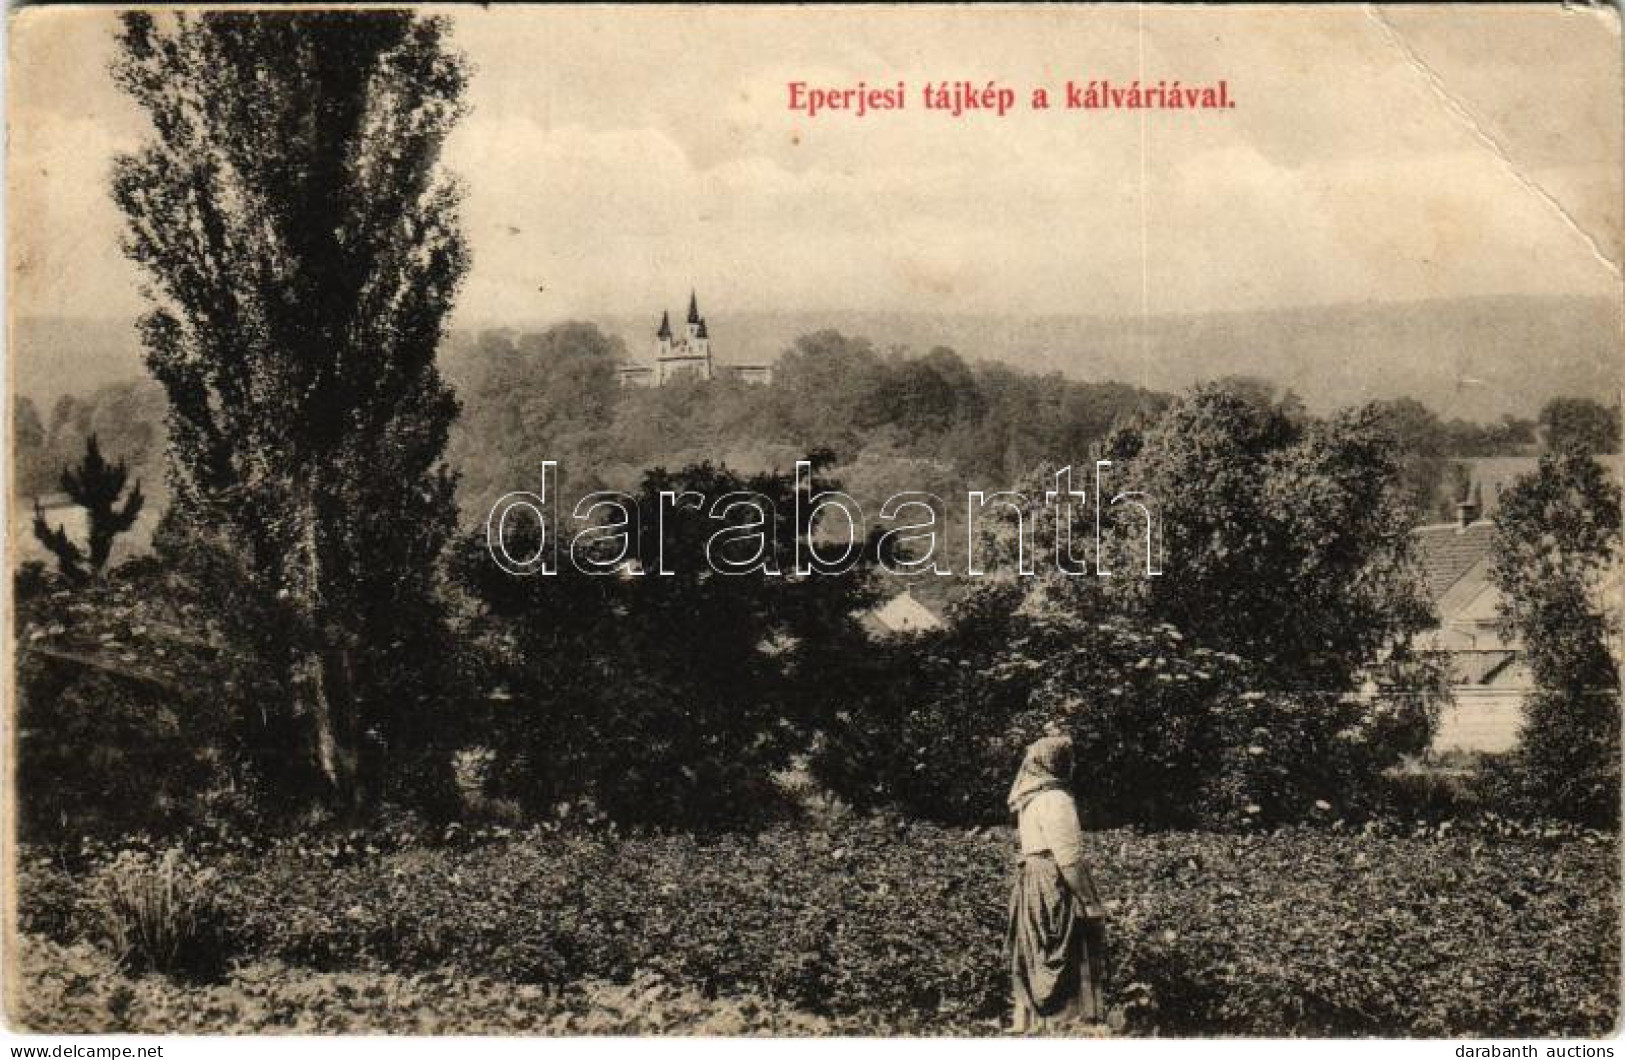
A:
[19, 820, 1620, 1036]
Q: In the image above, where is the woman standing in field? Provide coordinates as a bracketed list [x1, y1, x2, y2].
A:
[1006, 734, 1109, 1033]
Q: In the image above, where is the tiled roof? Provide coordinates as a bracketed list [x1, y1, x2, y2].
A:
[1410, 519, 1497, 601]
[1434, 557, 1497, 620]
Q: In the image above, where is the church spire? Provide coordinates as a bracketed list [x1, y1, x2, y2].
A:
[687, 289, 701, 325]
[657, 309, 672, 340]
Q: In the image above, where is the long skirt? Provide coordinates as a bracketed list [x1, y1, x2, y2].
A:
[1006, 853, 1108, 1033]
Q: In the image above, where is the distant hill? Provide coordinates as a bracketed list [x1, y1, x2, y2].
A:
[16, 294, 1620, 422]
[11, 317, 149, 412]
[570, 295, 1620, 423]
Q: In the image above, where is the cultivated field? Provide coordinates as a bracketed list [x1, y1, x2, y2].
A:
[14, 819, 1619, 1036]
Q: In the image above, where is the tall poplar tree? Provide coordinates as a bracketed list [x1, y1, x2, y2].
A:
[111, 12, 468, 808]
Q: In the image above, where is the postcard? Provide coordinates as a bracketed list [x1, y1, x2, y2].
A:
[5, 3, 1621, 1041]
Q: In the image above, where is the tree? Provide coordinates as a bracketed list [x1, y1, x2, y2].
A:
[1489, 450, 1622, 826]
[32, 434, 145, 584]
[448, 323, 623, 515]
[1098, 388, 1437, 699]
[111, 11, 469, 810]
[835, 385, 1445, 826]
[808, 582, 1034, 824]
[866, 346, 983, 441]
[1539, 397, 1621, 456]
[458, 459, 886, 826]
[1373, 396, 1455, 519]
[773, 330, 888, 451]
[1213, 374, 1307, 423]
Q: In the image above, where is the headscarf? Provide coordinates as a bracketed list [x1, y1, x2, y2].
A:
[1006, 735, 1075, 816]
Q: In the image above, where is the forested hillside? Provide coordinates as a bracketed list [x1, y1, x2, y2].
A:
[20, 320, 1613, 564]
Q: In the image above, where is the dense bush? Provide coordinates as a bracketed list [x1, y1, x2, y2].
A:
[810, 583, 1033, 824]
[1095, 392, 1440, 699]
[14, 563, 295, 845]
[818, 584, 1433, 829]
[454, 459, 884, 827]
[1023, 598, 1439, 829]
[1375, 765, 1489, 822]
[18, 821, 1618, 1036]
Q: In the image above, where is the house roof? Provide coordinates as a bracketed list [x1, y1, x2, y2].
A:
[1409, 518, 1521, 653]
[1434, 556, 1496, 618]
[1453, 454, 1624, 519]
[861, 589, 945, 637]
[1455, 457, 1537, 519]
[1411, 519, 1497, 601]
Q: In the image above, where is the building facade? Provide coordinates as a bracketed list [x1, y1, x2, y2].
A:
[1411, 495, 1528, 755]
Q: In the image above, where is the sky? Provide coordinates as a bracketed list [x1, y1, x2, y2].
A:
[8, 4, 1623, 329]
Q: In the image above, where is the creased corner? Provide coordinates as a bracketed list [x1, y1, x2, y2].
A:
[1365, 3, 1623, 280]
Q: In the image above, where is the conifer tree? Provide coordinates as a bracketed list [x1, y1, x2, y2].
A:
[32, 434, 145, 584]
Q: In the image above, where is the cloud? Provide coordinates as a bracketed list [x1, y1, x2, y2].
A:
[9, 6, 1621, 329]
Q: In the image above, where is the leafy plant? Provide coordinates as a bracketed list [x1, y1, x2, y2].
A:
[1538, 396, 1621, 456]
[21, 821, 1617, 1035]
[89, 848, 232, 981]
[13, 564, 266, 845]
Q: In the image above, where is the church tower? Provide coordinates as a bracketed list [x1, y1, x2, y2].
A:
[686, 290, 711, 361]
[655, 309, 673, 359]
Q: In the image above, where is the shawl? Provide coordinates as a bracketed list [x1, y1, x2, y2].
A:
[1006, 735, 1075, 816]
